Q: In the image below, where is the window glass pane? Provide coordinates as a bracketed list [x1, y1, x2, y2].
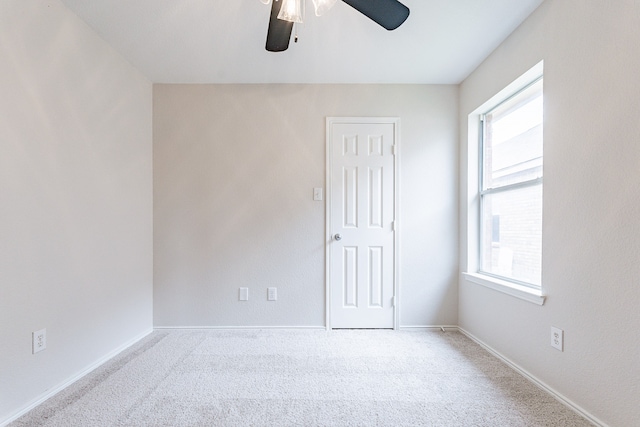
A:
[483, 79, 543, 190]
[481, 185, 542, 286]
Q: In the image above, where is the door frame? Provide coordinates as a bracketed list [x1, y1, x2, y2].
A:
[325, 117, 400, 330]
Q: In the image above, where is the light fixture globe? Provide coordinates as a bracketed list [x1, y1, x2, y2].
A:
[278, 0, 304, 23]
[312, 0, 337, 16]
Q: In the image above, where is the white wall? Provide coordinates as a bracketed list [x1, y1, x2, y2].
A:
[153, 84, 459, 328]
[459, 1, 640, 426]
[0, 1, 153, 423]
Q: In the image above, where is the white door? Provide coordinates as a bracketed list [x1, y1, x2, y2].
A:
[327, 118, 397, 329]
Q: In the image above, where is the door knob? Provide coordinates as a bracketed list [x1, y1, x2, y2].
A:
[334, 233, 342, 241]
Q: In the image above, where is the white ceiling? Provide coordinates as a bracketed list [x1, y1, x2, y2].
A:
[60, 0, 543, 84]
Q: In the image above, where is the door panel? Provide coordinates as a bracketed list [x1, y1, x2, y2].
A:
[343, 246, 358, 307]
[328, 120, 396, 329]
[369, 167, 383, 228]
[368, 246, 383, 307]
[343, 167, 358, 228]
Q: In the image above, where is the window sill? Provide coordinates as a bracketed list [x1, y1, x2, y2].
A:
[462, 272, 546, 306]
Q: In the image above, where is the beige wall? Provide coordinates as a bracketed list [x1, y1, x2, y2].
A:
[459, 1, 640, 426]
[0, 1, 153, 422]
[153, 84, 459, 328]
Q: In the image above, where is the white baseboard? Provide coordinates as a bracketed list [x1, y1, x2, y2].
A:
[458, 327, 607, 427]
[154, 325, 327, 330]
[399, 325, 459, 331]
[0, 328, 153, 427]
[155, 325, 460, 332]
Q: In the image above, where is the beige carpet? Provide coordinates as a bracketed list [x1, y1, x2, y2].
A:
[11, 329, 593, 426]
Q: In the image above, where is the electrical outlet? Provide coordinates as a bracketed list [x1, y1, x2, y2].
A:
[550, 326, 564, 351]
[33, 329, 46, 354]
[267, 287, 277, 301]
[239, 287, 249, 301]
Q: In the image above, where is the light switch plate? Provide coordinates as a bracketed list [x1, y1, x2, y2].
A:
[313, 188, 323, 201]
[239, 287, 249, 301]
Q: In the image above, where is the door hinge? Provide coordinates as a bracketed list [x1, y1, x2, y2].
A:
[392, 220, 397, 231]
[392, 296, 396, 307]
[392, 145, 397, 155]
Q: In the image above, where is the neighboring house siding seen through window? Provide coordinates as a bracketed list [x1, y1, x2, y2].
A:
[480, 77, 543, 288]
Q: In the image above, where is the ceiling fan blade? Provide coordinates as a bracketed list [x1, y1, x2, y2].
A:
[266, 0, 294, 52]
[341, 0, 410, 30]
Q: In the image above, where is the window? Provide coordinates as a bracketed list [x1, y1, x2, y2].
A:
[479, 77, 543, 288]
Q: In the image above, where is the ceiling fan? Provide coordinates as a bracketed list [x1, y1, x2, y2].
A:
[262, 0, 410, 52]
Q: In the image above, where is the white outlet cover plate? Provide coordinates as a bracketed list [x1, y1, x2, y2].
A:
[239, 287, 249, 301]
[550, 326, 563, 351]
[268, 287, 277, 301]
[33, 329, 47, 354]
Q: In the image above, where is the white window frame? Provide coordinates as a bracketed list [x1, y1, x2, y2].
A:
[479, 76, 543, 287]
[463, 61, 546, 305]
